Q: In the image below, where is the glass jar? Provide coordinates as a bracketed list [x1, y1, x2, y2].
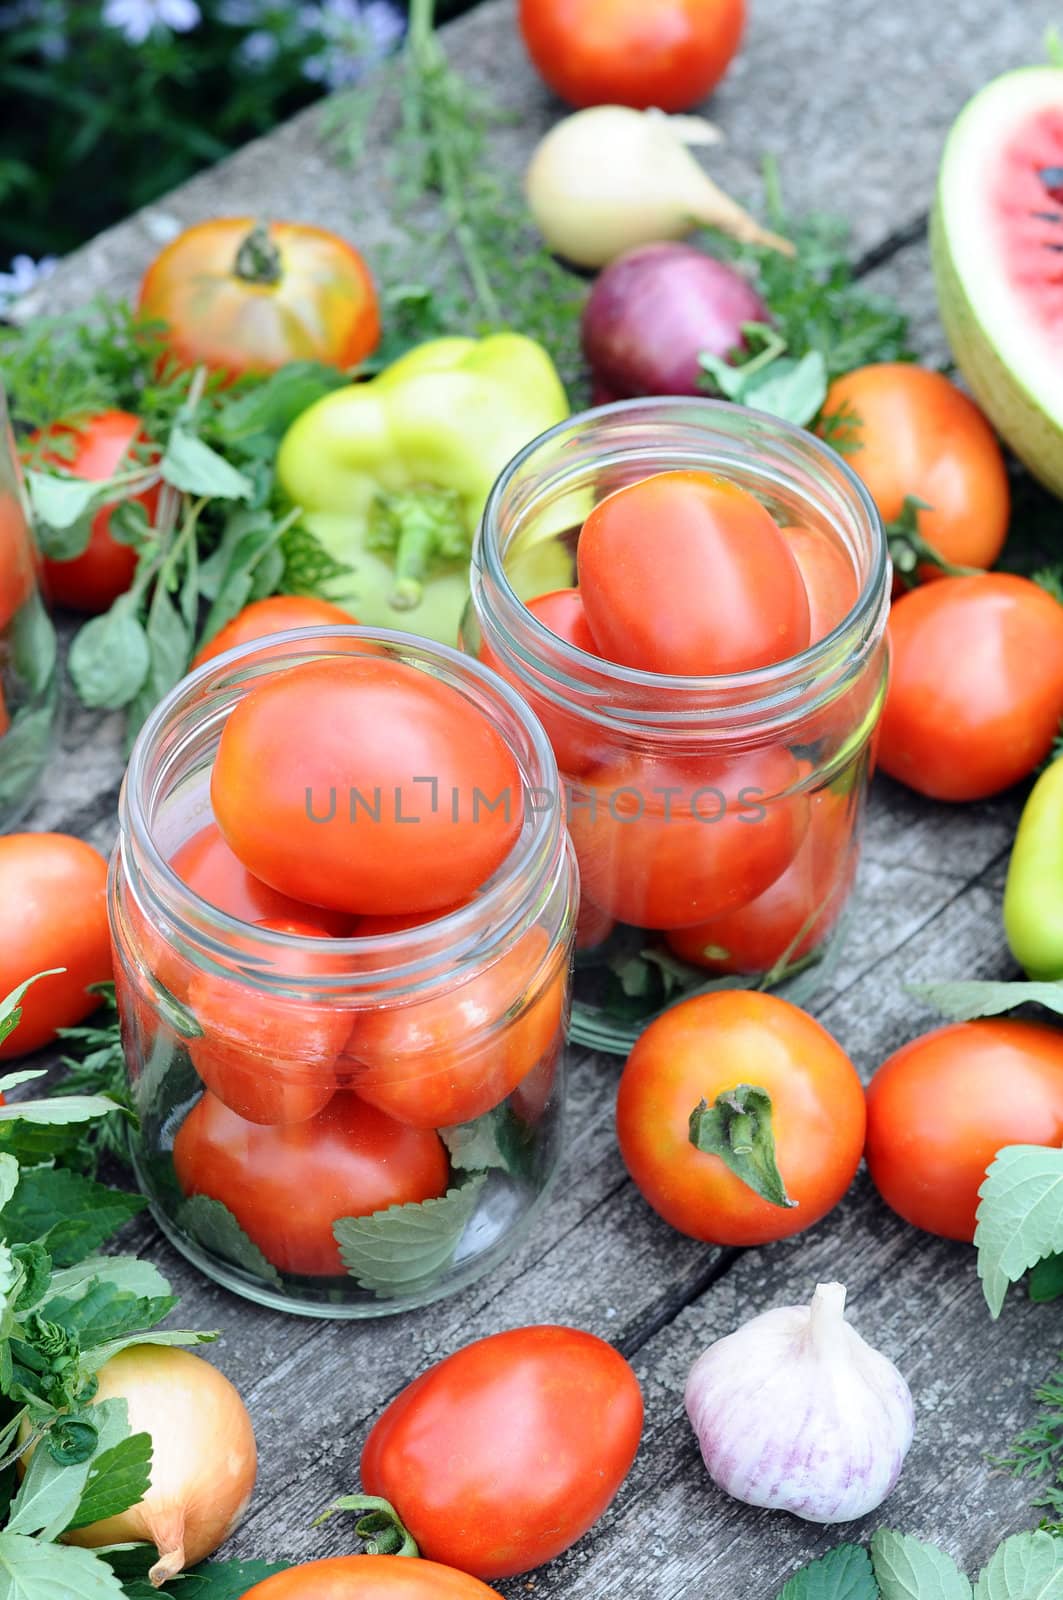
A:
[466, 398, 889, 1055]
[110, 628, 576, 1318]
[0, 384, 58, 828]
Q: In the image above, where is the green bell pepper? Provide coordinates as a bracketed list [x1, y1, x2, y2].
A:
[275, 332, 573, 645]
[1004, 757, 1063, 980]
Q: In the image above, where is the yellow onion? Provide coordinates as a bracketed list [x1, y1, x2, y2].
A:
[63, 1345, 257, 1586]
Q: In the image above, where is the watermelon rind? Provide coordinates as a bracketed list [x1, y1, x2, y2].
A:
[932, 65, 1063, 498]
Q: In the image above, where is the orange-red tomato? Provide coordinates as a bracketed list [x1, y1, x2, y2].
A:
[170, 822, 351, 935]
[0, 492, 37, 632]
[616, 990, 866, 1244]
[36, 411, 158, 615]
[782, 523, 859, 644]
[567, 745, 807, 930]
[577, 471, 810, 675]
[666, 783, 855, 973]
[191, 595, 357, 669]
[0, 833, 111, 1058]
[172, 1090, 449, 1276]
[865, 1020, 1063, 1242]
[518, 0, 745, 111]
[138, 218, 380, 379]
[211, 656, 524, 917]
[877, 574, 1063, 801]
[344, 928, 567, 1128]
[360, 1326, 643, 1579]
[241, 1557, 503, 1599]
[820, 365, 1009, 581]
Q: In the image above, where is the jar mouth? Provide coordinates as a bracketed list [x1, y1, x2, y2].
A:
[476, 396, 890, 730]
[121, 625, 569, 996]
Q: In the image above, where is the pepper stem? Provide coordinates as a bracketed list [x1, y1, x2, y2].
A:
[689, 1084, 797, 1209]
[312, 1494, 420, 1558]
[367, 487, 470, 610]
[233, 222, 283, 286]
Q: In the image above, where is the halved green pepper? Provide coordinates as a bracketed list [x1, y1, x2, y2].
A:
[275, 332, 573, 645]
[1004, 756, 1063, 980]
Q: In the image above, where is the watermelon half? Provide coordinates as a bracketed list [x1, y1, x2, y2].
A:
[932, 66, 1063, 496]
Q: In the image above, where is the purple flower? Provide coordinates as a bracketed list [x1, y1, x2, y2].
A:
[299, 0, 404, 88]
[101, 0, 201, 45]
[0, 254, 57, 314]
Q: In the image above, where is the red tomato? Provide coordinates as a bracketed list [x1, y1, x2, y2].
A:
[567, 745, 807, 930]
[478, 588, 604, 776]
[782, 523, 859, 644]
[211, 656, 524, 917]
[241, 1557, 503, 1600]
[574, 893, 615, 950]
[0, 685, 9, 740]
[170, 822, 350, 935]
[344, 928, 567, 1127]
[666, 784, 855, 973]
[616, 990, 866, 1243]
[877, 575, 1063, 801]
[172, 1090, 448, 1276]
[577, 471, 809, 675]
[820, 365, 1009, 582]
[0, 833, 111, 1059]
[865, 1020, 1063, 1242]
[518, 0, 745, 111]
[360, 1326, 643, 1579]
[192, 595, 357, 669]
[36, 411, 158, 615]
[0, 492, 37, 632]
[186, 918, 347, 1126]
[138, 218, 380, 379]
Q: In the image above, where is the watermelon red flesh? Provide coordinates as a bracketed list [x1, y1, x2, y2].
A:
[994, 105, 1063, 358]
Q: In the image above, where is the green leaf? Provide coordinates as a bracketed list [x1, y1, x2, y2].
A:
[0, 1153, 19, 1210]
[872, 1530, 972, 1599]
[0, 1096, 125, 1127]
[47, 1281, 175, 1347]
[777, 1544, 879, 1600]
[24, 471, 99, 552]
[43, 1257, 171, 1308]
[0, 979, 62, 1055]
[79, 1327, 216, 1376]
[909, 980, 1063, 1022]
[0, 1071, 50, 1097]
[976, 1146, 1063, 1317]
[12, 1245, 54, 1313]
[160, 428, 253, 501]
[334, 1174, 487, 1295]
[67, 1432, 151, 1531]
[177, 1195, 283, 1289]
[0, 700, 57, 813]
[122, 1559, 291, 1600]
[700, 344, 827, 426]
[973, 1531, 1063, 1598]
[0, 1530, 127, 1596]
[1030, 1254, 1063, 1304]
[280, 522, 352, 598]
[125, 584, 191, 742]
[213, 361, 348, 445]
[1, 1168, 146, 1266]
[441, 1106, 535, 1178]
[689, 1084, 796, 1209]
[196, 508, 292, 643]
[10, 590, 57, 695]
[7, 1398, 130, 1541]
[68, 602, 151, 711]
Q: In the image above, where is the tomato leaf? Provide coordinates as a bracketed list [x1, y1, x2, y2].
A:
[334, 1172, 487, 1296]
[159, 428, 253, 502]
[177, 1194, 283, 1290]
[776, 1543, 879, 1599]
[975, 1145, 1063, 1317]
[1, 1167, 146, 1266]
[871, 1530, 972, 1599]
[973, 1531, 1063, 1597]
[69, 600, 151, 711]
[688, 1084, 797, 1210]
[908, 980, 1063, 1022]
[0, 1530, 128, 1596]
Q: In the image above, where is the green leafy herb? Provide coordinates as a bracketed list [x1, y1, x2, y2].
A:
[700, 333, 828, 426]
[441, 1105, 537, 1179]
[334, 1173, 487, 1295]
[871, 1530, 972, 1599]
[176, 1196, 283, 1291]
[975, 1145, 1063, 1317]
[122, 1559, 292, 1600]
[1, 1169, 145, 1267]
[777, 1543, 878, 1599]
[0, 980, 60, 1055]
[0, 1529, 127, 1597]
[1030, 1256, 1063, 1305]
[908, 980, 1063, 1023]
[994, 1354, 1063, 1523]
[973, 1531, 1063, 1598]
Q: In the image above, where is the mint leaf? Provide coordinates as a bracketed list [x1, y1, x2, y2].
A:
[0, 1531, 126, 1597]
[975, 1146, 1063, 1317]
[973, 1531, 1063, 1598]
[334, 1174, 487, 1296]
[67, 1433, 152, 1531]
[1, 1168, 146, 1265]
[872, 1530, 972, 1599]
[177, 1195, 283, 1289]
[777, 1544, 879, 1599]
[1030, 1254, 1063, 1304]
[43, 1258, 172, 1308]
[161, 429, 253, 501]
[69, 603, 151, 711]
[47, 1282, 175, 1347]
[908, 980, 1063, 1023]
[79, 1328, 216, 1376]
[441, 1107, 534, 1178]
[0, 700, 56, 813]
[24, 472, 98, 559]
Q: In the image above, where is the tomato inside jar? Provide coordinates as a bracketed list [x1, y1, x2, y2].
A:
[466, 398, 889, 1054]
[110, 628, 576, 1317]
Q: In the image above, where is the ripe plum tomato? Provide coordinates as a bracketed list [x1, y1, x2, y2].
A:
[344, 927, 567, 1127]
[191, 595, 356, 669]
[877, 574, 1063, 801]
[577, 470, 810, 675]
[186, 917, 348, 1126]
[566, 745, 807, 930]
[36, 411, 158, 615]
[477, 588, 604, 776]
[616, 990, 865, 1244]
[211, 656, 524, 917]
[518, 0, 745, 111]
[172, 1090, 448, 1276]
[781, 523, 859, 644]
[138, 218, 380, 379]
[865, 1020, 1063, 1242]
[666, 783, 855, 974]
[0, 833, 111, 1059]
[241, 1556, 503, 1599]
[0, 492, 37, 631]
[820, 365, 1009, 582]
[360, 1325, 643, 1579]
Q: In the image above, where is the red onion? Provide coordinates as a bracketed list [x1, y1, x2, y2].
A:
[581, 243, 770, 402]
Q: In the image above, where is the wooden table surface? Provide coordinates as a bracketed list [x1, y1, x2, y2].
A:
[22, 1, 1063, 1592]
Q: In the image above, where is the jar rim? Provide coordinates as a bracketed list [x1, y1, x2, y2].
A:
[121, 624, 570, 996]
[476, 396, 889, 729]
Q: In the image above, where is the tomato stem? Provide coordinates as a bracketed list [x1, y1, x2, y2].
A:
[886, 494, 981, 586]
[233, 222, 283, 287]
[689, 1084, 797, 1209]
[313, 1494, 420, 1558]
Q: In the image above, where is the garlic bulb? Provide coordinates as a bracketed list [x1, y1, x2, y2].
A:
[684, 1282, 914, 1523]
